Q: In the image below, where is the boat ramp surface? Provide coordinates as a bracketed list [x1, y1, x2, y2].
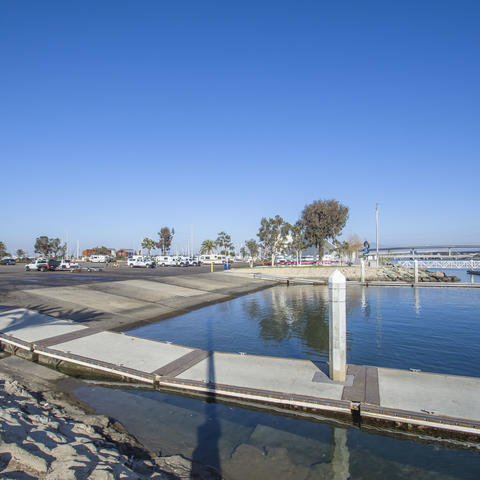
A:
[1, 308, 480, 439]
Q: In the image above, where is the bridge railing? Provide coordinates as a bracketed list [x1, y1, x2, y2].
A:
[397, 260, 480, 269]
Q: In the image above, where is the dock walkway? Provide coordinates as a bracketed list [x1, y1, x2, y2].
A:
[1, 308, 480, 438]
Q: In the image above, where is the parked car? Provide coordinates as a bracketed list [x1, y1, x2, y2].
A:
[25, 258, 48, 271]
[0, 257, 16, 265]
[37, 259, 61, 272]
[127, 256, 156, 268]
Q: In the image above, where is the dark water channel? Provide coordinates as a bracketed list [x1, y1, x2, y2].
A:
[75, 281, 480, 479]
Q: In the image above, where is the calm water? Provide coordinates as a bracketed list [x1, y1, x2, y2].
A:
[130, 283, 480, 377]
[75, 281, 480, 479]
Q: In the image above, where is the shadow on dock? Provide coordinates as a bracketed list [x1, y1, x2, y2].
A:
[190, 315, 222, 478]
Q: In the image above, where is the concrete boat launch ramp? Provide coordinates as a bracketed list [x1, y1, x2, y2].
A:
[1, 308, 480, 439]
[4, 272, 275, 331]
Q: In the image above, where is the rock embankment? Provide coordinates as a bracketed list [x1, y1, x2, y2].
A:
[374, 264, 460, 283]
[231, 265, 460, 283]
[0, 369, 218, 479]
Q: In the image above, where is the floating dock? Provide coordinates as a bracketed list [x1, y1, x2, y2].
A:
[1, 308, 480, 440]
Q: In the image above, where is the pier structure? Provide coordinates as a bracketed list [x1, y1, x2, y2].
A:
[1, 303, 480, 439]
[329, 270, 346, 382]
[398, 259, 480, 269]
[367, 244, 480, 269]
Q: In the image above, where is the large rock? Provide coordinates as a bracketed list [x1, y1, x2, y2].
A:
[0, 442, 49, 473]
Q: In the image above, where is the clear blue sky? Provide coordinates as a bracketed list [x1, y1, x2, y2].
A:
[1, 0, 479, 254]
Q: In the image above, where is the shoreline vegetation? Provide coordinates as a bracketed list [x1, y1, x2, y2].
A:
[0, 356, 219, 479]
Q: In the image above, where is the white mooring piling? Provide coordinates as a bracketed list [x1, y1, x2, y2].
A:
[329, 270, 347, 382]
[360, 258, 365, 283]
[414, 259, 419, 284]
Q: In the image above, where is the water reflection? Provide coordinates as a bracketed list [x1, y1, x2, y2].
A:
[249, 285, 363, 356]
[330, 427, 350, 480]
[414, 287, 421, 316]
[258, 286, 330, 354]
[375, 289, 382, 350]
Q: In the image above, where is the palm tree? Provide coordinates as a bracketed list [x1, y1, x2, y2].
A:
[200, 240, 216, 255]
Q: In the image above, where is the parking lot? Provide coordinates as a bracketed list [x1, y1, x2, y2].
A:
[0, 261, 242, 286]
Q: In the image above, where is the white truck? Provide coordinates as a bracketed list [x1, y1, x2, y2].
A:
[89, 255, 110, 263]
[155, 255, 177, 266]
[187, 257, 201, 266]
[127, 256, 156, 268]
[175, 256, 191, 266]
[25, 258, 47, 271]
[58, 260, 81, 271]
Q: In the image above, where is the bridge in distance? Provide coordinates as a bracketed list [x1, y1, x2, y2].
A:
[367, 244, 480, 269]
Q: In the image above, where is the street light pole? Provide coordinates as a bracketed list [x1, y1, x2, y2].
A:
[376, 203, 379, 267]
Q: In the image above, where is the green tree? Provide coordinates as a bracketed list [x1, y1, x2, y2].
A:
[216, 231, 233, 257]
[289, 221, 308, 265]
[34, 236, 66, 258]
[300, 199, 349, 262]
[16, 249, 26, 259]
[34, 236, 51, 257]
[200, 239, 216, 255]
[240, 246, 247, 259]
[245, 239, 259, 257]
[141, 237, 157, 256]
[0, 241, 7, 258]
[257, 215, 290, 266]
[58, 243, 67, 259]
[49, 238, 62, 258]
[245, 239, 259, 267]
[157, 227, 175, 255]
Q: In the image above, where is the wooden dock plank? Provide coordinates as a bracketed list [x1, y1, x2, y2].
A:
[35, 327, 103, 347]
[152, 349, 211, 377]
[342, 365, 366, 402]
[365, 366, 380, 405]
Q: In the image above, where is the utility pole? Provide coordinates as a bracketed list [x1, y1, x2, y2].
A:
[191, 224, 194, 257]
[376, 203, 379, 267]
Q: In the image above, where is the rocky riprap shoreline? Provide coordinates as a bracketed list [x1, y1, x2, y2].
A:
[232, 265, 460, 283]
[375, 264, 460, 283]
[0, 368, 219, 479]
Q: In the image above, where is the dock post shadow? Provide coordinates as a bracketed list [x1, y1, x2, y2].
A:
[190, 316, 221, 478]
